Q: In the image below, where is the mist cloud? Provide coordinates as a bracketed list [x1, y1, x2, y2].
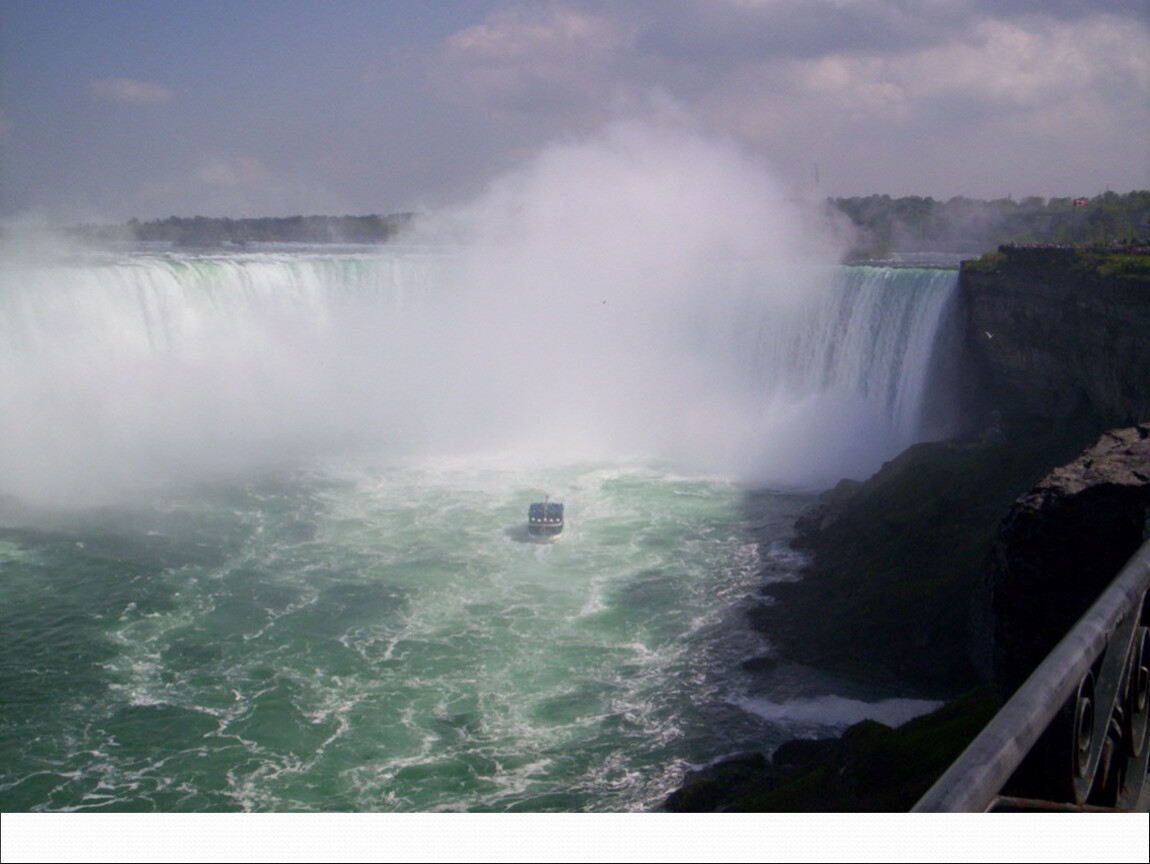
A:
[376, 118, 846, 470]
[0, 119, 853, 505]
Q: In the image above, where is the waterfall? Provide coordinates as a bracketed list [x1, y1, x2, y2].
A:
[0, 250, 958, 503]
[680, 262, 959, 486]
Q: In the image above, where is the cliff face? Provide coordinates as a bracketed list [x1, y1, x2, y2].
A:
[961, 248, 1150, 431]
[768, 433, 1081, 693]
[987, 424, 1150, 696]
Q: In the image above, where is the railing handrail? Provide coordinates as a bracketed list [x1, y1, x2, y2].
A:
[913, 538, 1150, 812]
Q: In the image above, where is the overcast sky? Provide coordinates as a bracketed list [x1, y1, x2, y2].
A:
[2, 0, 1147, 222]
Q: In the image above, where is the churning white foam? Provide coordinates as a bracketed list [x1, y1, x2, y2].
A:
[737, 694, 944, 731]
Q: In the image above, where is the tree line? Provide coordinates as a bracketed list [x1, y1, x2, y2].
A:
[67, 213, 415, 246]
[55, 191, 1150, 254]
[830, 190, 1150, 257]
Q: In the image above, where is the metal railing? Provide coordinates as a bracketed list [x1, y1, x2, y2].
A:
[913, 539, 1150, 812]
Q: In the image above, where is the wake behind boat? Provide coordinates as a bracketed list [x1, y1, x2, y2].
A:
[527, 500, 564, 540]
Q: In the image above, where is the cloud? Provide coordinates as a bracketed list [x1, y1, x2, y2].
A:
[895, 15, 1150, 116]
[434, 4, 636, 115]
[433, 2, 1146, 139]
[0, 109, 11, 141]
[612, 2, 1149, 194]
[88, 77, 174, 105]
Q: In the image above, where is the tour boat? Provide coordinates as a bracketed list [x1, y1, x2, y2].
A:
[527, 500, 564, 540]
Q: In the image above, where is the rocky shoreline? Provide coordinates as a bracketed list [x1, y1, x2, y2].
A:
[666, 246, 1150, 811]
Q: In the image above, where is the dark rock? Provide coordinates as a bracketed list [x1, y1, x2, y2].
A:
[664, 752, 781, 812]
[791, 477, 862, 546]
[770, 736, 837, 771]
[738, 655, 778, 674]
[987, 424, 1150, 696]
[765, 437, 1073, 692]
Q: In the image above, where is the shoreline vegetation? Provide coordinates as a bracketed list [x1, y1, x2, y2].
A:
[16, 188, 1150, 254]
[54, 212, 417, 247]
[829, 189, 1150, 258]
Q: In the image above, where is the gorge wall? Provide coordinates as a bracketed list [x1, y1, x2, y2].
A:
[960, 246, 1150, 434]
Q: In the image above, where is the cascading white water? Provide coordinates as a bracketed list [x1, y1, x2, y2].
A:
[714, 264, 960, 487]
[0, 248, 957, 505]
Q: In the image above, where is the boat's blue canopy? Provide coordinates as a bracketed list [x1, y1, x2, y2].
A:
[528, 502, 564, 520]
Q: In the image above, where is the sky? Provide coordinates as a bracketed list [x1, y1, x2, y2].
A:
[1, 0, 1148, 223]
